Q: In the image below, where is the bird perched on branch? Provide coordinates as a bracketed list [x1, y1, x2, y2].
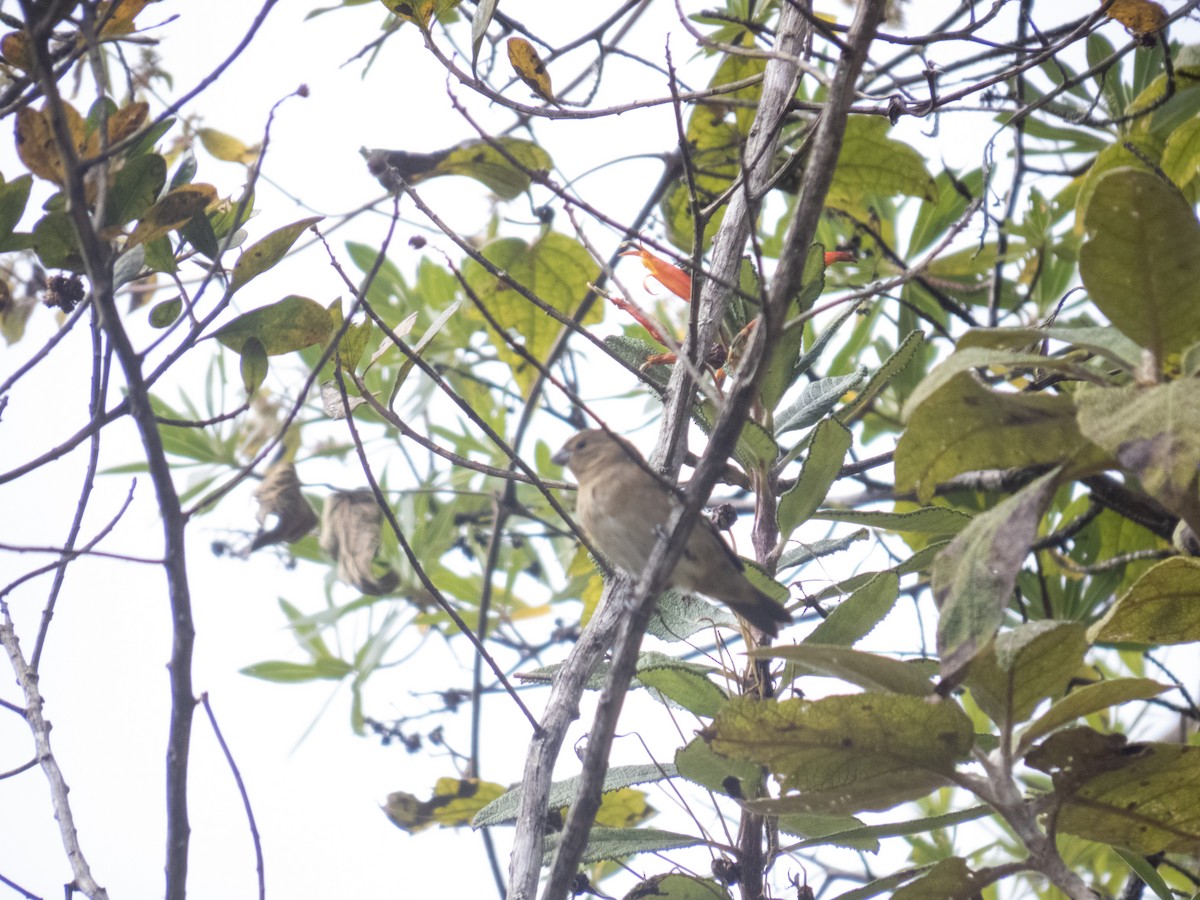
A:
[552, 429, 792, 637]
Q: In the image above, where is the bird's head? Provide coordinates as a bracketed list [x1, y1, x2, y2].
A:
[551, 429, 642, 479]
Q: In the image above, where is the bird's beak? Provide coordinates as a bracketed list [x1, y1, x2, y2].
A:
[551, 444, 570, 467]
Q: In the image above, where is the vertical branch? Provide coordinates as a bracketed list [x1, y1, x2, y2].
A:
[15, 4, 198, 898]
[554, 4, 885, 898]
[534, 4, 896, 899]
[0, 610, 110, 900]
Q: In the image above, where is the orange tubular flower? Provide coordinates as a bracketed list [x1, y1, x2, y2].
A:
[621, 245, 693, 301]
[823, 250, 858, 266]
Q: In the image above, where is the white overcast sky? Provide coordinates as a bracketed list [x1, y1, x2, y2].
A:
[2, 2, 1197, 899]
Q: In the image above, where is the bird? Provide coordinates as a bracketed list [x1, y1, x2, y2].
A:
[552, 428, 792, 637]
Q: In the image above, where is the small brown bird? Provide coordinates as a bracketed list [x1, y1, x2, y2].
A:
[552, 429, 791, 637]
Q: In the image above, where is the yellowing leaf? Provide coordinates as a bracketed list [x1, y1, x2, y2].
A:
[378, 0, 460, 26]
[365, 138, 551, 199]
[592, 787, 653, 829]
[15, 107, 63, 184]
[97, 100, 150, 152]
[384, 778, 506, 833]
[197, 127, 260, 165]
[126, 183, 218, 248]
[14, 103, 87, 185]
[1105, 0, 1168, 36]
[98, 0, 156, 36]
[1, 31, 32, 71]
[507, 37, 554, 102]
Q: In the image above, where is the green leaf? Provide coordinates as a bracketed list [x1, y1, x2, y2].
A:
[909, 168, 984, 255]
[1074, 133, 1164, 235]
[648, 590, 736, 640]
[661, 46, 764, 249]
[891, 858, 983, 900]
[181, 210, 220, 260]
[761, 243, 829, 410]
[337, 317, 372, 373]
[901, 345, 1105, 418]
[213, 295, 335, 356]
[931, 470, 1060, 682]
[0, 173, 32, 244]
[811, 507, 972, 536]
[775, 369, 867, 435]
[810, 542, 947, 603]
[469, 0, 496, 72]
[896, 373, 1092, 503]
[778, 417, 851, 540]
[387, 301, 460, 401]
[776, 529, 869, 571]
[691, 401, 780, 472]
[1027, 728, 1200, 855]
[1076, 381, 1200, 529]
[126, 114, 176, 158]
[1114, 848, 1175, 900]
[239, 658, 353, 682]
[112, 245, 145, 290]
[149, 297, 182, 328]
[802, 572, 900, 648]
[777, 811, 878, 852]
[706, 693, 974, 815]
[827, 117, 938, 206]
[793, 296, 861, 379]
[839, 329, 924, 423]
[638, 656, 727, 719]
[782, 804, 991, 853]
[142, 234, 177, 274]
[1161, 113, 1200, 192]
[761, 644, 935, 697]
[239, 336, 268, 394]
[436, 138, 551, 198]
[1018, 678, 1171, 755]
[964, 621, 1088, 727]
[1080, 168, 1200, 361]
[543, 827, 703, 865]
[956, 324, 1142, 372]
[473, 763, 677, 827]
[104, 153, 166, 228]
[149, 395, 236, 465]
[169, 148, 197, 190]
[278, 597, 337, 661]
[32, 211, 84, 272]
[825, 867, 930, 900]
[463, 232, 600, 393]
[228, 215, 323, 295]
[1088, 557, 1200, 645]
[615, 874, 731, 900]
[366, 138, 552, 200]
[675, 735, 763, 798]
